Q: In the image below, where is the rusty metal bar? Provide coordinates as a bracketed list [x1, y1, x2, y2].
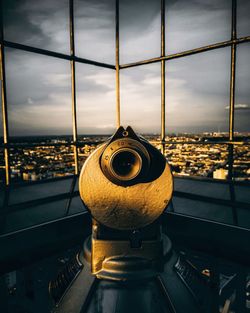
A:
[64, 0, 79, 217]
[229, 0, 237, 142]
[0, 47, 10, 186]
[115, 0, 121, 128]
[3, 40, 116, 70]
[0, 0, 10, 186]
[161, 0, 166, 155]
[228, 0, 238, 225]
[228, 0, 237, 181]
[120, 36, 250, 69]
[69, 0, 79, 176]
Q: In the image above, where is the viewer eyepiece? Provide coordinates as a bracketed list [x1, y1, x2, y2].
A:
[109, 148, 142, 181]
[100, 137, 150, 186]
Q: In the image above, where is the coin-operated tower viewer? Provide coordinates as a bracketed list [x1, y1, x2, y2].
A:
[49, 126, 212, 313]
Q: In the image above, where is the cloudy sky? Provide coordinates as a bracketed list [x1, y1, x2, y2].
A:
[1, 0, 250, 137]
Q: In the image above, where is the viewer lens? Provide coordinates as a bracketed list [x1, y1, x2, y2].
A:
[110, 149, 142, 181]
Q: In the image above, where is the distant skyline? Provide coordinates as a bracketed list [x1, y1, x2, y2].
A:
[2, 131, 250, 139]
[1, 0, 250, 136]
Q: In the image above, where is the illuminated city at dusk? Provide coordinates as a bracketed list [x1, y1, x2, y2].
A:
[1, 132, 250, 183]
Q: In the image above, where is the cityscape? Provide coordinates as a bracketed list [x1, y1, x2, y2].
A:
[0, 133, 249, 184]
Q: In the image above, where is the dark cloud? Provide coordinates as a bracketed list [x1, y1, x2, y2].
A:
[3, 0, 70, 54]
[165, 0, 231, 55]
[74, 0, 115, 63]
[237, 0, 250, 38]
[3, 0, 47, 43]
[5, 48, 71, 107]
[167, 47, 231, 98]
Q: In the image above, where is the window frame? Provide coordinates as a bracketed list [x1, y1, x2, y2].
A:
[0, 0, 250, 225]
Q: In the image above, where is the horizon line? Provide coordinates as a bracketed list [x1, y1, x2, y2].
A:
[1, 131, 250, 138]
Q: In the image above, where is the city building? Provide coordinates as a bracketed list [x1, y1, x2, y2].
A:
[213, 168, 229, 180]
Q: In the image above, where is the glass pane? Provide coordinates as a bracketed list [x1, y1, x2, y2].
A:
[3, 199, 68, 233]
[233, 145, 250, 181]
[165, 48, 231, 137]
[172, 197, 234, 225]
[9, 145, 75, 184]
[235, 43, 250, 134]
[235, 184, 250, 203]
[174, 176, 231, 200]
[8, 180, 74, 212]
[5, 48, 72, 138]
[120, 63, 161, 134]
[120, 0, 161, 64]
[237, 206, 250, 229]
[3, 0, 70, 54]
[165, 0, 231, 55]
[237, 0, 250, 38]
[74, 0, 115, 64]
[67, 195, 87, 215]
[76, 63, 116, 136]
[165, 143, 229, 179]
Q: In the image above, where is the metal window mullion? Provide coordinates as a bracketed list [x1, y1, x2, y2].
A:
[115, 0, 121, 128]
[229, 0, 237, 143]
[228, 0, 237, 182]
[227, 0, 238, 225]
[69, 0, 79, 176]
[120, 36, 250, 70]
[0, 44, 10, 186]
[64, 0, 79, 216]
[161, 0, 166, 156]
[3, 40, 115, 70]
[0, 0, 10, 186]
[2, 29, 249, 71]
